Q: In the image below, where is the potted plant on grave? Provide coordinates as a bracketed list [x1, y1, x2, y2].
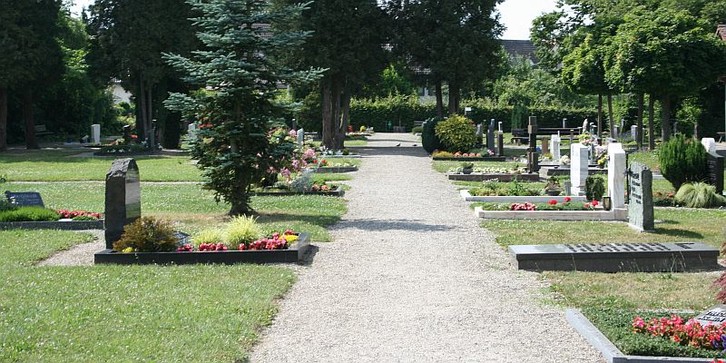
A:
[461, 162, 474, 174]
[543, 176, 563, 196]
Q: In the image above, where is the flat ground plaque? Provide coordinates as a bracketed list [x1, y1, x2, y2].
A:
[5, 191, 44, 207]
[509, 242, 719, 272]
[695, 304, 726, 327]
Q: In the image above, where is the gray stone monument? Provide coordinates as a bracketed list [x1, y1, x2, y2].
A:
[630, 125, 638, 141]
[571, 143, 588, 195]
[628, 162, 654, 231]
[702, 137, 717, 153]
[297, 127, 305, 146]
[707, 151, 724, 194]
[91, 124, 101, 144]
[607, 143, 626, 209]
[497, 132, 504, 156]
[486, 119, 495, 151]
[541, 136, 550, 155]
[550, 134, 561, 162]
[104, 158, 141, 249]
[527, 116, 539, 173]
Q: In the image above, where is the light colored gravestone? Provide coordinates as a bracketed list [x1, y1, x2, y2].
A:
[630, 125, 638, 141]
[570, 143, 589, 195]
[91, 124, 101, 144]
[702, 138, 717, 153]
[104, 158, 141, 249]
[187, 123, 197, 138]
[607, 143, 626, 209]
[476, 123, 483, 138]
[628, 162, 654, 231]
[696, 305, 726, 326]
[297, 128, 304, 146]
[550, 134, 561, 162]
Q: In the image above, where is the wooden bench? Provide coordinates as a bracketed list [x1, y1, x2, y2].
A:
[34, 124, 54, 137]
[537, 127, 582, 136]
[510, 128, 528, 144]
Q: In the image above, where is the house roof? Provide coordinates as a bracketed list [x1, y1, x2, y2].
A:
[500, 39, 538, 63]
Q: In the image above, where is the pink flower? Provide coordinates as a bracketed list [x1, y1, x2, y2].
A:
[591, 200, 599, 207]
[281, 168, 291, 179]
[288, 129, 297, 138]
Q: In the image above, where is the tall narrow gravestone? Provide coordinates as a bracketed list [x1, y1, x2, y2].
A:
[91, 124, 101, 144]
[105, 158, 141, 249]
[570, 143, 588, 195]
[527, 116, 539, 173]
[607, 143, 626, 209]
[550, 135, 561, 162]
[486, 119, 495, 151]
[628, 162, 654, 231]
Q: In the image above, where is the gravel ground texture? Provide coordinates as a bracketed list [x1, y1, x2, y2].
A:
[250, 133, 604, 362]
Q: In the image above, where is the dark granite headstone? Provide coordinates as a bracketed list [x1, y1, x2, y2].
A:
[695, 305, 726, 326]
[707, 152, 724, 194]
[497, 132, 504, 156]
[486, 119, 495, 151]
[104, 158, 141, 249]
[509, 242, 719, 272]
[527, 116, 539, 173]
[628, 162, 654, 231]
[5, 191, 44, 207]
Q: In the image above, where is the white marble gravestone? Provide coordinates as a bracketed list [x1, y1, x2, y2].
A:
[571, 143, 589, 195]
[550, 135, 561, 162]
[91, 124, 101, 144]
[297, 128, 305, 146]
[607, 143, 626, 209]
[701, 138, 717, 153]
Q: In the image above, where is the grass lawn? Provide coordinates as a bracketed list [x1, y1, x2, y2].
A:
[0, 229, 295, 362]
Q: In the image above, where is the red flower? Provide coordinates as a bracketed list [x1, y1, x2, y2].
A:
[564, 196, 572, 203]
[591, 200, 599, 206]
[548, 199, 557, 205]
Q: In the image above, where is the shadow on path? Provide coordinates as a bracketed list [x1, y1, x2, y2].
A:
[332, 218, 455, 232]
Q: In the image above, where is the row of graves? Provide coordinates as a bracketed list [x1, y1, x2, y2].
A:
[453, 116, 723, 275]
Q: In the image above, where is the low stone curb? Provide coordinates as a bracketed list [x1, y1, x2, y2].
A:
[0, 220, 104, 230]
[313, 166, 358, 173]
[566, 309, 717, 363]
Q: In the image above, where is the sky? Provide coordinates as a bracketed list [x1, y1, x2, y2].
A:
[70, 0, 558, 40]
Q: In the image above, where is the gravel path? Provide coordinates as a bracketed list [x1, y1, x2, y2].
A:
[250, 133, 603, 362]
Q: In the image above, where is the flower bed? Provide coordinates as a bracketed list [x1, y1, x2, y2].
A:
[474, 199, 627, 221]
[459, 190, 587, 203]
[251, 184, 344, 197]
[0, 207, 104, 230]
[95, 232, 311, 265]
[447, 173, 539, 182]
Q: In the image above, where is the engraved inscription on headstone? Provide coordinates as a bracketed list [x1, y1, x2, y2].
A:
[565, 243, 671, 253]
[4, 191, 44, 207]
[104, 158, 141, 249]
[707, 152, 724, 194]
[696, 305, 726, 326]
[628, 162, 654, 231]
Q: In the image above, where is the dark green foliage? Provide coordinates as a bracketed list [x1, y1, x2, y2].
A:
[585, 176, 605, 201]
[421, 117, 443, 153]
[164, 0, 319, 215]
[434, 115, 477, 152]
[658, 134, 708, 191]
[582, 308, 723, 358]
[0, 207, 60, 222]
[112, 216, 178, 252]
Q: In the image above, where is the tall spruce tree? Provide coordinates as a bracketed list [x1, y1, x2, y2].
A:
[165, 0, 320, 215]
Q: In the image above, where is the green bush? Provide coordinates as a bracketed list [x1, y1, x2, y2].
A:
[411, 126, 423, 134]
[421, 117, 443, 153]
[585, 176, 605, 201]
[435, 115, 477, 152]
[113, 217, 178, 252]
[675, 182, 726, 208]
[192, 229, 225, 247]
[658, 134, 708, 191]
[0, 207, 60, 222]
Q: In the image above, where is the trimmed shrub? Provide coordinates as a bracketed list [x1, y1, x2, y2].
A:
[585, 176, 605, 201]
[434, 115, 477, 152]
[675, 182, 726, 208]
[659, 134, 708, 191]
[192, 229, 225, 248]
[0, 207, 59, 222]
[421, 117, 443, 153]
[113, 217, 178, 252]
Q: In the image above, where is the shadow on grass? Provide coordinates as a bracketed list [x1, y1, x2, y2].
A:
[256, 213, 342, 228]
[331, 218, 455, 232]
[657, 219, 680, 225]
[654, 228, 704, 239]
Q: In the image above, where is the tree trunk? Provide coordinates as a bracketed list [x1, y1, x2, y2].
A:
[661, 96, 672, 142]
[448, 81, 460, 115]
[597, 94, 603, 140]
[607, 94, 614, 137]
[22, 89, 39, 149]
[0, 87, 7, 151]
[321, 76, 335, 149]
[336, 85, 350, 150]
[636, 93, 644, 150]
[648, 95, 655, 150]
[435, 81, 444, 118]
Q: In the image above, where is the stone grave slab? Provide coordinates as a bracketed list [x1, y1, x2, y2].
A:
[5, 191, 44, 207]
[509, 242, 719, 272]
[628, 162, 654, 231]
[695, 304, 726, 327]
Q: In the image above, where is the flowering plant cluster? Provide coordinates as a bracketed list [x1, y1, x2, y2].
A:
[56, 209, 102, 220]
[632, 315, 726, 351]
[510, 202, 537, 211]
[583, 199, 599, 209]
[311, 183, 332, 192]
[177, 230, 299, 252]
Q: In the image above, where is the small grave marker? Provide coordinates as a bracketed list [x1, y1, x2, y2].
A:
[104, 158, 141, 249]
[628, 162, 654, 231]
[5, 191, 44, 207]
[695, 305, 726, 326]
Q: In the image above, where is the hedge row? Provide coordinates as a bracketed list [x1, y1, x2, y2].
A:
[347, 98, 598, 132]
